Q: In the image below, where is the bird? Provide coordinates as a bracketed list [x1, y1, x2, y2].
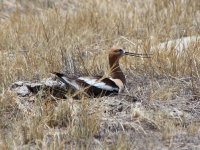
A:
[54, 46, 151, 97]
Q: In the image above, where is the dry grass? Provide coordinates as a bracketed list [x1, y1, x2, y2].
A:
[0, 0, 200, 149]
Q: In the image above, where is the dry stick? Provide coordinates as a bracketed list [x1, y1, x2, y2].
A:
[128, 121, 147, 136]
[77, 46, 90, 75]
[168, 75, 195, 86]
[193, 8, 200, 31]
[60, 47, 66, 68]
[143, 117, 161, 130]
[120, 36, 136, 46]
[41, 19, 49, 43]
[116, 120, 125, 132]
[169, 136, 174, 149]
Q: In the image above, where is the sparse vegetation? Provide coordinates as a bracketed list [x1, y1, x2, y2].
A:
[0, 0, 200, 149]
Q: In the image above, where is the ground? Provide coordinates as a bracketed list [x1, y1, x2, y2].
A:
[0, 0, 200, 149]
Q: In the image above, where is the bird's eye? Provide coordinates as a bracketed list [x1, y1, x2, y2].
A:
[118, 49, 123, 52]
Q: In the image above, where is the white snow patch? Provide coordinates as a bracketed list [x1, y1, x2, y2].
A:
[151, 36, 200, 55]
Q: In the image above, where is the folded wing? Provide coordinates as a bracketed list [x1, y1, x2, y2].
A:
[55, 73, 119, 96]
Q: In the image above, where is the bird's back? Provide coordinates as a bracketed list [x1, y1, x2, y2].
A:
[54, 73, 119, 97]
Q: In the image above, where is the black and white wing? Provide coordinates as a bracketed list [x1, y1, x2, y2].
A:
[54, 73, 119, 96]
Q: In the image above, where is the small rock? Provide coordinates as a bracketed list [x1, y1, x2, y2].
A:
[42, 77, 66, 88]
[9, 81, 31, 90]
[17, 86, 31, 96]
